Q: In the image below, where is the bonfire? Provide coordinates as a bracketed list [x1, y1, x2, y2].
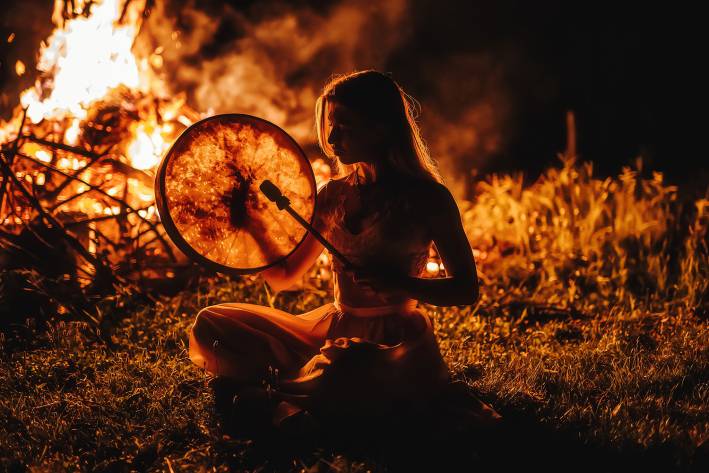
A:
[0, 0, 341, 325]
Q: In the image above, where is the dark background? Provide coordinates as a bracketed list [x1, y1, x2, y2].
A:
[1, 1, 704, 189]
[384, 1, 702, 185]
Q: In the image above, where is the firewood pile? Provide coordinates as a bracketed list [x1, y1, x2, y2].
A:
[0, 0, 220, 334]
[0, 87, 204, 331]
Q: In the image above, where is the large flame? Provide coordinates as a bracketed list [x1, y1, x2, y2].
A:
[0, 0, 196, 281]
[20, 0, 142, 124]
[7, 0, 179, 173]
[4, 0, 192, 175]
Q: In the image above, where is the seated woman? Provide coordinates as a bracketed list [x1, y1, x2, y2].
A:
[188, 69, 500, 431]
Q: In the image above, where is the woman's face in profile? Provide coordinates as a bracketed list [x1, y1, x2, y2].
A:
[327, 101, 385, 165]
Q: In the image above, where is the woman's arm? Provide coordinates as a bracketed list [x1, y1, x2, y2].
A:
[259, 182, 329, 292]
[353, 182, 479, 306]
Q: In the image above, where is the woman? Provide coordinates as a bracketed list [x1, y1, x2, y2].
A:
[189, 70, 500, 432]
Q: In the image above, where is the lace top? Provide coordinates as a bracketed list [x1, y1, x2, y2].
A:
[315, 172, 432, 307]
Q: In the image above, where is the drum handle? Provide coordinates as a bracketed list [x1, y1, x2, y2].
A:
[260, 180, 355, 271]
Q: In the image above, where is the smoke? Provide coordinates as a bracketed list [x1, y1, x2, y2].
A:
[135, 0, 520, 197]
[416, 51, 512, 196]
[2, 0, 520, 198]
[4, 1, 689, 195]
[137, 0, 410, 144]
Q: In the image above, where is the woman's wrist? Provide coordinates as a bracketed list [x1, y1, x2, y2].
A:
[401, 275, 478, 306]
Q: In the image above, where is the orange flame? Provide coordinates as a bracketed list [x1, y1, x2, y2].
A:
[20, 0, 144, 124]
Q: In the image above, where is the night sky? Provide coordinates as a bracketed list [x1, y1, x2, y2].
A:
[1, 1, 703, 188]
[385, 1, 702, 183]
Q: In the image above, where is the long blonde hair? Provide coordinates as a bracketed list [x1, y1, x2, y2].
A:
[315, 70, 443, 184]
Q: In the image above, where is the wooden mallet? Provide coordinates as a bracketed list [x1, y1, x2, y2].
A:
[260, 179, 354, 271]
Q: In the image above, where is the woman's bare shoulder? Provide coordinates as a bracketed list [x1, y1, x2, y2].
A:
[314, 175, 350, 222]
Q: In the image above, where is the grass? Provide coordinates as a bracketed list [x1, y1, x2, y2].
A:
[1, 157, 707, 472]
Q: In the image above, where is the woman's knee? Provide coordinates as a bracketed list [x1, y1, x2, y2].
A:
[191, 305, 224, 341]
[191, 304, 259, 343]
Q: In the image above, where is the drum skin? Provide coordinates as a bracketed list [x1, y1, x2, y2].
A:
[155, 114, 316, 275]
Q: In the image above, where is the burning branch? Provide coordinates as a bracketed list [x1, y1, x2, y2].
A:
[0, 149, 114, 283]
[0, 0, 212, 304]
[12, 147, 176, 262]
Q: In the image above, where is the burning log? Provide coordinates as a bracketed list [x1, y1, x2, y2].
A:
[0, 102, 198, 332]
[0, 1, 212, 334]
[1, 116, 176, 268]
[0, 0, 211, 296]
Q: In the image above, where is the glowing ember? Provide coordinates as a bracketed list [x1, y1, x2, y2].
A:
[426, 261, 440, 274]
[35, 150, 52, 163]
[15, 60, 25, 76]
[64, 118, 81, 145]
[127, 122, 168, 170]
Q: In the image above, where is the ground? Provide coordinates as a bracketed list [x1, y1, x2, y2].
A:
[0, 274, 706, 472]
[1, 158, 707, 472]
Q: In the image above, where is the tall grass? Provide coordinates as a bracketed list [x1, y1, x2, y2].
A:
[460, 156, 707, 313]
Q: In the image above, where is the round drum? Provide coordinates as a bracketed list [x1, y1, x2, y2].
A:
[154, 114, 316, 275]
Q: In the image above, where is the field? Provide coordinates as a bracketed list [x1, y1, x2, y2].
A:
[1, 157, 707, 472]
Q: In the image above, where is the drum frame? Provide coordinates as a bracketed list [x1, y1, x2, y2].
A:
[154, 113, 317, 276]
